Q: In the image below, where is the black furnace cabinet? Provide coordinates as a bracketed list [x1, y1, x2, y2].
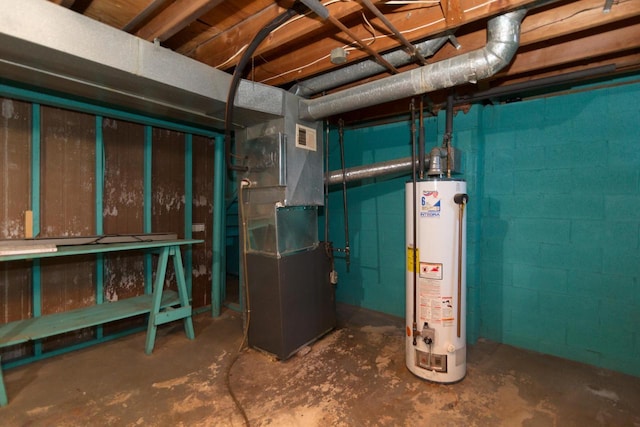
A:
[247, 243, 336, 359]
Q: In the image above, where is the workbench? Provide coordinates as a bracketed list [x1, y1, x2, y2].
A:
[0, 238, 202, 406]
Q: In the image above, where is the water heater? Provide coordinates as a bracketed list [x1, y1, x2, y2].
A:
[405, 179, 467, 383]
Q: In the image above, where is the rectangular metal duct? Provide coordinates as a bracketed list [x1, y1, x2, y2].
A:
[0, 0, 291, 129]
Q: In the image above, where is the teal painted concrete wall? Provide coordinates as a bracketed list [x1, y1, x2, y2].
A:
[480, 79, 640, 377]
[325, 111, 484, 343]
[326, 75, 640, 377]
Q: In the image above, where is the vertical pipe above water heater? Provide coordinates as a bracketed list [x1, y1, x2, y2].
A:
[418, 97, 425, 180]
[445, 93, 454, 178]
[410, 99, 418, 345]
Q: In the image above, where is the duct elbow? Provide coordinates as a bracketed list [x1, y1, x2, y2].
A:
[483, 10, 527, 75]
[297, 9, 528, 121]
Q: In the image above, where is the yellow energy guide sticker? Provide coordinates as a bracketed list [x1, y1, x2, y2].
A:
[407, 247, 419, 272]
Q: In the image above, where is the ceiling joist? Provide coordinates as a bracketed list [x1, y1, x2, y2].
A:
[43, 0, 640, 119]
[136, 0, 225, 42]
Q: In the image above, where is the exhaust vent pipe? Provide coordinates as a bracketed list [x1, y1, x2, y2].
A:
[299, 10, 527, 121]
[290, 35, 450, 98]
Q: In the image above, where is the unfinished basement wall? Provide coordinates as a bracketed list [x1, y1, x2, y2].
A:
[325, 111, 483, 343]
[479, 77, 640, 377]
[327, 74, 640, 378]
[192, 136, 215, 308]
[0, 98, 31, 336]
[0, 95, 218, 364]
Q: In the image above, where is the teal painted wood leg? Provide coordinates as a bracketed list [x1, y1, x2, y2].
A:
[145, 247, 170, 355]
[171, 247, 195, 340]
[0, 356, 8, 406]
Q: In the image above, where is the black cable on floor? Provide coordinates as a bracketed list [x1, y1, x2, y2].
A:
[224, 334, 250, 427]
[225, 180, 252, 427]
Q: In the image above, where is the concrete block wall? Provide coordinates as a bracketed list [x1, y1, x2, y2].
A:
[325, 75, 640, 377]
[325, 122, 411, 317]
[325, 112, 484, 342]
[479, 78, 640, 377]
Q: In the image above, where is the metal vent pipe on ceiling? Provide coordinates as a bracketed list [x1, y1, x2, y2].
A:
[299, 9, 527, 121]
[290, 35, 450, 98]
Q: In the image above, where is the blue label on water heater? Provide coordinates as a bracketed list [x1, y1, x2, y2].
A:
[420, 191, 441, 217]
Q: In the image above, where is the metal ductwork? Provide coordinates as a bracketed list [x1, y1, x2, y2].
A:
[290, 35, 450, 98]
[327, 156, 420, 186]
[299, 10, 527, 121]
[0, 0, 291, 129]
[326, 147, 461, 186]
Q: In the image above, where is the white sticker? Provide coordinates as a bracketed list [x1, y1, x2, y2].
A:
[420, 190, 440, 217]
[420, 262, 443, 280]
[295, 124, 317, 152]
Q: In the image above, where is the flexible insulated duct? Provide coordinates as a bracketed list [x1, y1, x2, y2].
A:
[299, 10, 527, 121]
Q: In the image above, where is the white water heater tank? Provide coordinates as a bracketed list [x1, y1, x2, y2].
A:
[405, 179, 467, 383]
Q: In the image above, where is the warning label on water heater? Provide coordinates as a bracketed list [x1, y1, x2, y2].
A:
[420, 191, 441, 217]
[420, 262, 443, 280]
[407, 247, 419, 272]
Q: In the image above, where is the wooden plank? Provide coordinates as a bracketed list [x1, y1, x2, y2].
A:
[122, 0, 173, 33]
[244, 0, 540, 86]
[294, 0, 640, 96]
[0, 290, 181, 347]
[50, 0, 76, 7]
[503, 21, 640, 77]
[102, 118, 146, 304]
[39, 107, 95, 322]
[488, 52, 640, 91]
[520, 0, 640, 46]
[191, 1, 362, 68]
[0, 97, 31, 240]
[0, 234, 179, 249]
[151, 129, 186, 292]
[24, 211, 33, 239]
[191, 136, 214, 309]
[136, 0, 225, 42]
[80, 0, 162, 31]
[0, 98, 32, 351]
[0, 240, 203, 262]
[442, 0, 464, 25]
[166, 0, 276, 54]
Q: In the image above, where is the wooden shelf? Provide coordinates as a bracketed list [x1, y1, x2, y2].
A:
[0, 239, 200, 406]
[0, 290, 181, 348]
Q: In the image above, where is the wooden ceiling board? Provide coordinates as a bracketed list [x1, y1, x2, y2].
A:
[242, 0, 546, 86]
[135, 0, 225, 41]
[520, 0, 640, 45]
[196, 1, 364, 68]
[42, 0, 640, 119]
[76, 0, 150, 29]
[504, 18, 640, 77]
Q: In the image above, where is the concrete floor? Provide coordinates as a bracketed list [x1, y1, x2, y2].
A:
[2, 305, 640, 427]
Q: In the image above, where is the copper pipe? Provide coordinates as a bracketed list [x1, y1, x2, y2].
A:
[453, 193, 468, 338]
[457, 202, 464, 338]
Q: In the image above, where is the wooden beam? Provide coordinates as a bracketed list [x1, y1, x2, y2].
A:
[520, 0, 640, 45]
[122, 0, 172, 33]
[441, 0, 464, 25]
[316, 0, 640, 91]
[136, 0, 225, 42]
[170, 0, 275, 54]
[247, 0, 539, 85]
[50, 0, 76, 7]
[192, 1, 363, 68]
[493, 52, 640, 88]
[502, 21, 640, 77]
